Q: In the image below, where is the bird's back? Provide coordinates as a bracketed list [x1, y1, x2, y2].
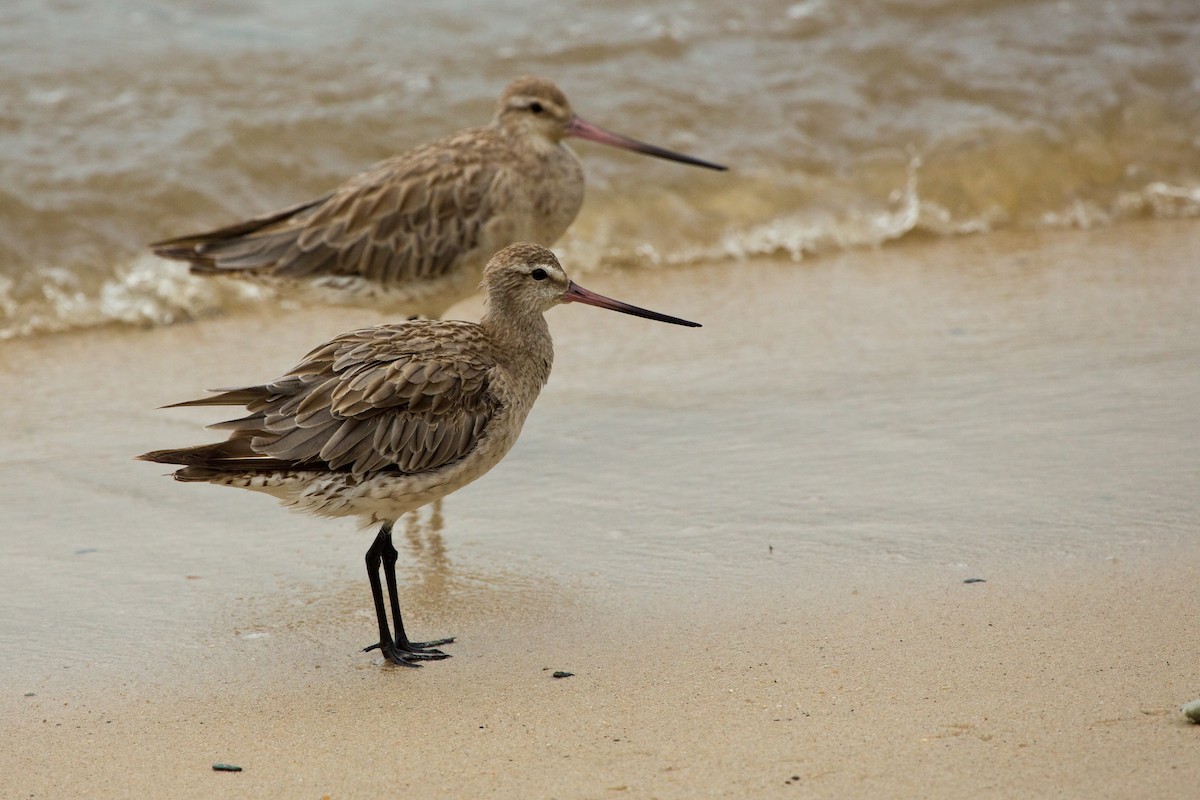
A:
[151, 126, 584, 317]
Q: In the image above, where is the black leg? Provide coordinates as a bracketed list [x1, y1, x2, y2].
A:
[362, 522, 453, 667]
[381, 526, 455, 652]
[364, 524, 395, 658]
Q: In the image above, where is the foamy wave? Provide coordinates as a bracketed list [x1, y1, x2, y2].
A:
[4, 176, 1198, 341]
[563, 158, 998, 269]
[712, 160, 934, 262]
[561, 167, 1200, 276]
[1040, 182, 1200, 229]
[0, 256, 270, 341]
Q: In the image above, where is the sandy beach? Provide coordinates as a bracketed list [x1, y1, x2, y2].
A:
[2, 220, 1199, 798]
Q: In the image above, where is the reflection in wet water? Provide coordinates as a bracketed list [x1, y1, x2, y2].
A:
[401, 500, 452, 603]
[226, 495, 577, 654]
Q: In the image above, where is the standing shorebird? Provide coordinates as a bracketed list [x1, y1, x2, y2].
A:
[151, 76, 726, 318]
[138, 243, 700, 666]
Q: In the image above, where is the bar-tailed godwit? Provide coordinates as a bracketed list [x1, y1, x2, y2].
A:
[139, 243, 700, 666]
[151, 76, 726, 318]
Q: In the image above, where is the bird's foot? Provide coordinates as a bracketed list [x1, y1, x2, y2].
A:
[410, 636, 455, 649]
[364, 637, 455, 667]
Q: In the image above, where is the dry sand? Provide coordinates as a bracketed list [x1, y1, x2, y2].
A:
[1, 220, 1198, 797]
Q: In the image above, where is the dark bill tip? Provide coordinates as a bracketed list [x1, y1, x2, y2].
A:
[562, 282, 702, 327]
[567, 116, 728, 172]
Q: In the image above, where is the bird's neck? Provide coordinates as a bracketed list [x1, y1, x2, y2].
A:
[480, 305, 555, 389]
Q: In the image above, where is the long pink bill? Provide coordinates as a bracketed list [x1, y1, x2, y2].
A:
[567, 116, 727, 172]
[562, 281, 701, 328]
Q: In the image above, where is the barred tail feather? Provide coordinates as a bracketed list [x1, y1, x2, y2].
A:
[150, 196, 327, 273]
[137, 439, 297, 480]
[161, 386, 274, 409]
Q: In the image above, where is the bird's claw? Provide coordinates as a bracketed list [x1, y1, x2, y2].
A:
[364, 637, 455, 667]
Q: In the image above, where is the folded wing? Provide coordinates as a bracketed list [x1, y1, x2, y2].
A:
[150, 130, 510, 285]
[139, 322, 499, 480]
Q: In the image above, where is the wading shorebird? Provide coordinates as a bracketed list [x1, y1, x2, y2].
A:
[138, 243, 700, 666]
[151, 76, 726, 318]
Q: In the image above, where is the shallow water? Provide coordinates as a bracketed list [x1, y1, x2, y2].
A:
[3, 0, 1200, 337]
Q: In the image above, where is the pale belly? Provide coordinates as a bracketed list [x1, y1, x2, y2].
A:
[292, 259, 488, 318]
[207, 404, 529, 526]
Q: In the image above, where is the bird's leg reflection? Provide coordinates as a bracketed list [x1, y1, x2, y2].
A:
[403, 500, 453, 596]
[362, 521, 454, 667]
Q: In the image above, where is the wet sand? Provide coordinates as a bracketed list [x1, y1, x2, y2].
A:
[2, 220, 1199, 797]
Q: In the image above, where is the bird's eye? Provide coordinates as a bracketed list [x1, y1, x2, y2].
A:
[531, 268, 548, 281]
[529, 101, 544, 114]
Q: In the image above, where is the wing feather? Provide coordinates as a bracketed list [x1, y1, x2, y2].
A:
[140, 321, 501, 478]
[151, 128, 510, 286]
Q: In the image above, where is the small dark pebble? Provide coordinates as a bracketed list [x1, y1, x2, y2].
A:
[212, 763, 242, 772]
[791, 775, 800, 781]
[963, 578, 986, 584]
[551, 671, 574, 679]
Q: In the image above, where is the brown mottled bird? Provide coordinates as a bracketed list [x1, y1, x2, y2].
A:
[151, 76, 726, 318]
[138, 243, 701, 666]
